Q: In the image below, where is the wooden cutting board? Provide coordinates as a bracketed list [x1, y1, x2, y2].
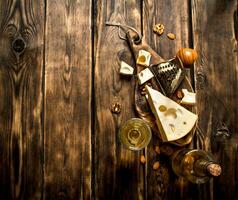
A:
[126, 30, 196, 146]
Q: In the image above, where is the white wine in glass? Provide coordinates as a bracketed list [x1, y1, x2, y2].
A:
[119, 118, 152, 151]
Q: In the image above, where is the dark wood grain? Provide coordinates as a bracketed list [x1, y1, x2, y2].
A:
[192, 0, 238, 199]
[44, 0, 92, 199]
[142, 0, 195, 199]
[94, 0, 144, 199]
[143, 0, 192, 59]
[0, 0, 44, 199]
[0, 1, 237, 200]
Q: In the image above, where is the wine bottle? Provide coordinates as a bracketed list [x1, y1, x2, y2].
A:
[172, 149, 222, 184]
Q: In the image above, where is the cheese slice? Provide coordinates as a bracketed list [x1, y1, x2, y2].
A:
[137, 68, 154, 85]
[120, 61, 134, 76]
[181, 89, 196, 105]
[136, 50, 151, 67]
[145, 86, 197, 141]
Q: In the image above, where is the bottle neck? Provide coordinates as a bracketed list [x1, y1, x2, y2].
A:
[194, 159, 222, 177]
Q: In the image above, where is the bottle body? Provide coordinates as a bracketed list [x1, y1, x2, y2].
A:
[172, 149, 221, 184]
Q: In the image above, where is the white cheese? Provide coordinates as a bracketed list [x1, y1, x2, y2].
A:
[119, 61, 134, 76]
[136, 50, 151, 67]
[181, 89, 196, 105]
[145, 86, 198, 142]
[137, 68, 154, 85]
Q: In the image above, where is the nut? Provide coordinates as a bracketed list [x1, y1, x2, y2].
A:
[155, 146, 160, 154]
[140, 87, 146, 95]
[176, 90, 184, 99]
[140, 155, 146, 164]
[140, 83, 151, 95]
[176, 48, 198, 65]
[153, 24, 165, 36]
[111, 102, 121, 114]
[167, 33, 176, 40]
[153, 161, 160, 170]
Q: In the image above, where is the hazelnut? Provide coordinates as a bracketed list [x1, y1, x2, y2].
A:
[176, 48, 198, 65]
[140, 155, 146, 164]
[167, 33, 176, 40]
[153, 161, 160, 170]
[155, 146, 160, 154]
[176, 90, 184, 99]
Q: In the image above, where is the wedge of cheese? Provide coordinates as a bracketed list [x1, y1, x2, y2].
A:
[145, 86, 197, 142]
[120, 61, 134, 76]
[137, 68, 154, 85]
[181, 89, 196, 105]
[136, 50, 151, 67]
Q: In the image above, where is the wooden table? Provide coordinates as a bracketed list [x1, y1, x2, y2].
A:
[0, 0, 237, 199]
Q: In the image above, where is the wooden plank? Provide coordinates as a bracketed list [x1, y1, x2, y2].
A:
[94, 0, 144, 199]
[0, 0, 44, 199]
[44, 0, 92, 199]
[192, 0, 238, 199]
[143, 0, 192, 59]
[142, 0, 196, 199]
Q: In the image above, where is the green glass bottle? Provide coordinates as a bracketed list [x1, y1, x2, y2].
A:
[172, 149, 222, 184]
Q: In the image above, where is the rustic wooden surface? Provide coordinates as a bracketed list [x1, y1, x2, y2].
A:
[44, 0, 92, 199]
[192, 0, 238, 199]
[94, 1, 144, 199]
[0, 1, 44, 199]
[0, 0, 237, 200]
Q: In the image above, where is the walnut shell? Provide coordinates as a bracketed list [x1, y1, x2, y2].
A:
[153, 24, 165, 36]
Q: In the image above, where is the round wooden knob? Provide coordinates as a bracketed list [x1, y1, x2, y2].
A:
[176, 48, 198, 66]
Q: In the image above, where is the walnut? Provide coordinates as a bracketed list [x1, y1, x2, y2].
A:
[110, 102, 121, 114]
[153, 24, 165, 36]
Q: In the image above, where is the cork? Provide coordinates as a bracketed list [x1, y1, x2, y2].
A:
[207, 163, 222, 177]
